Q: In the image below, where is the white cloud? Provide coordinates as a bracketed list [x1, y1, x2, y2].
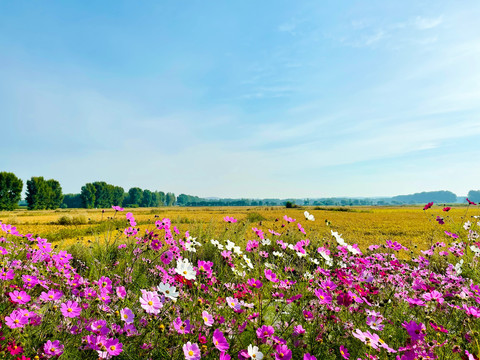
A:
[415, 16, 443, 30]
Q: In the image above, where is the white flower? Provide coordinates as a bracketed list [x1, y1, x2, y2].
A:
[304, 271, 314, 280]
[233, 246, 243, 255]
[243, 255, 254, 269]
[309, 258, 319, 265]
[175, 258, 196, 280]
[272, 251, 284, 257]
[464, 221, 471, 230]
[247, 344, 264, 360]
[185, 242, 197, 252]
[304, 211, 315, 221]
[210, 239, 224, 250]
[261, 238, 271, 246]
[470, 245, 480, 254]
[157, 283, 179, 301]
[225, 240, 235, 251]
[319, 251, 333, 267]
[331, 230, 347, 246]
[287, 244, 294, 251]
[296, 251, 307, 258]
[455, 259, 464, 275]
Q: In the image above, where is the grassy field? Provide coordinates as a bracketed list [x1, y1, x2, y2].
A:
[1, 205, 476, 251]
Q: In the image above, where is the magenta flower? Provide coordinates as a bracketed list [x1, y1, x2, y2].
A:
[161, 250, 174, 265]
[247, 278, 263, 288]
[275, 344, 292, 360]
[223, 216, 238, 223]
[213, 328, 230, 352]
[116, 286, 127, 299]
[112, 205, 124, 212]
[402, 320, 426, 341]
[366, 316, 384, 331]
[467, 198, 477, 205]
[60, 300, 82, 318]
[183, 342, 201, 360]
[264, 269, 279, 283]
[9, 290, 31, 304]
[22, 274, 39, 288]
[422, 290, 444, 304]
[314, 289, 332, 305]
[5, 309, 29, 329]
[339, 345, 350, 359]
[105, 338, 123, 356]
[202, 310, 214, 327]
[256, 325, 275, 340]
[120, 308, 135, 324]
[220, 352, 231, 360]
[443, 206, 451, 211]
[173, 317, 192, 334]
[423, 202, 434, 210]
[304, 354, 317, 360]
[139, 290, 162, 314]
[0, 268, 15, 280]
[40, 289, 63, 302]
[43, 340, 64, 358]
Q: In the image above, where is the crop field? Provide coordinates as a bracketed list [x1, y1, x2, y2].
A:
[0, 205, 476, 251]
[1, 204, 480, 359]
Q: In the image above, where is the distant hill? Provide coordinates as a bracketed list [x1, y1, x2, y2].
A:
[391, 191, 457, 204]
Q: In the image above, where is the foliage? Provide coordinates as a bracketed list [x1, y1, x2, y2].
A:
[0, 172, 23, 210]
[25, 176, 63, 210]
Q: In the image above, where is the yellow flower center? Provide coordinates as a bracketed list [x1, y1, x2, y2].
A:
[110, 345, 116, 351]
[203, 317, 208, 322]
[67, 308, 73, 312]
[148, 301, 153, 306]
[188, 351, 194, 356]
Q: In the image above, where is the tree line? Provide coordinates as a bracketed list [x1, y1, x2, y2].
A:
[0, 172, 176, 210]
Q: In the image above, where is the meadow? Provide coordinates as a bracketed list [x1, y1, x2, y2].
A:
[0, 205, 475, 251]
[1, 204, 479, 359]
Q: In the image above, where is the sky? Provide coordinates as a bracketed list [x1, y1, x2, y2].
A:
[1, 1, 480, 198]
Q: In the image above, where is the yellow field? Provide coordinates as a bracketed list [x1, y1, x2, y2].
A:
[0, 206, 476, 251]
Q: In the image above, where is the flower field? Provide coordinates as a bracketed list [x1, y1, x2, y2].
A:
[1, 204, 480, 359]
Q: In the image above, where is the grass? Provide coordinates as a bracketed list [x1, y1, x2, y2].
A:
[1, 205, 477, 251]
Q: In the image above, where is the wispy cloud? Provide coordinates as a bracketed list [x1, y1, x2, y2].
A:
[415, 15, 443, 30]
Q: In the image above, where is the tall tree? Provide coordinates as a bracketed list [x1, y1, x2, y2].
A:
[80, 183, 96, 209]
[26, 177, 48, 210]
[112, 186, 125, 206]
[46, 179, 63, 209]
[141, 189, 153, 207]
[166, 192, 176, 206]
[0, 172, 23, 210]
[127, 187, 143, 206]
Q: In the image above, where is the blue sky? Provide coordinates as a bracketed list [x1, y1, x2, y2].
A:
[1, 1, 480, 198]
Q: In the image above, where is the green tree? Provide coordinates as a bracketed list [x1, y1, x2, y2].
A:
[112, 186, 125, 206]
[127, 187, 143, 206]
[141, 189, 153, 207]
[45, 179, 63, 209]
[81, 183, 96, 209]
[165, 192, 176, 206]
[26, 177, 48, 210]
[0, 172, 23, 210]
[62, 194, 83, 208]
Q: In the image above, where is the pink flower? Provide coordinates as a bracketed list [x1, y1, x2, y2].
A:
[436, 216, 445, 225]
[226, 296, 241, 311]
[247, 278, 263, 288]
[105, 338, 123, 356]
[183, 342, 201, 360]
[213, 329, 230, 352]
[116, 286, 126, 299]
[9, 290, 31, 304]
[0, 268, 15, 280]
[314, 289, 332, 305]
[422, 290, 444, 304]
[120, 308, 135, 324]
[43, 340, 64, 358]
[5, 309, 29, 329]
[275, 344, 292, 360]
[467, 198, 477, 205]
[60, 300, 81, 318]
[112, 205, 124, 212]
[139, 290, 162, 314]
[339, 345, 350, 359]
[39, 289, 63, 302]
[202, 311, 214, 327]
[223, 216, 238, 223]
[22, 275, 38, 288]
[161, 251, 173, 265]
[173, 317, 192, 334]
[256, 325, 275, 340]
[265, 269, 279, 283]
[304, 354, 317, 360]
[443, 207, 451, 211]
